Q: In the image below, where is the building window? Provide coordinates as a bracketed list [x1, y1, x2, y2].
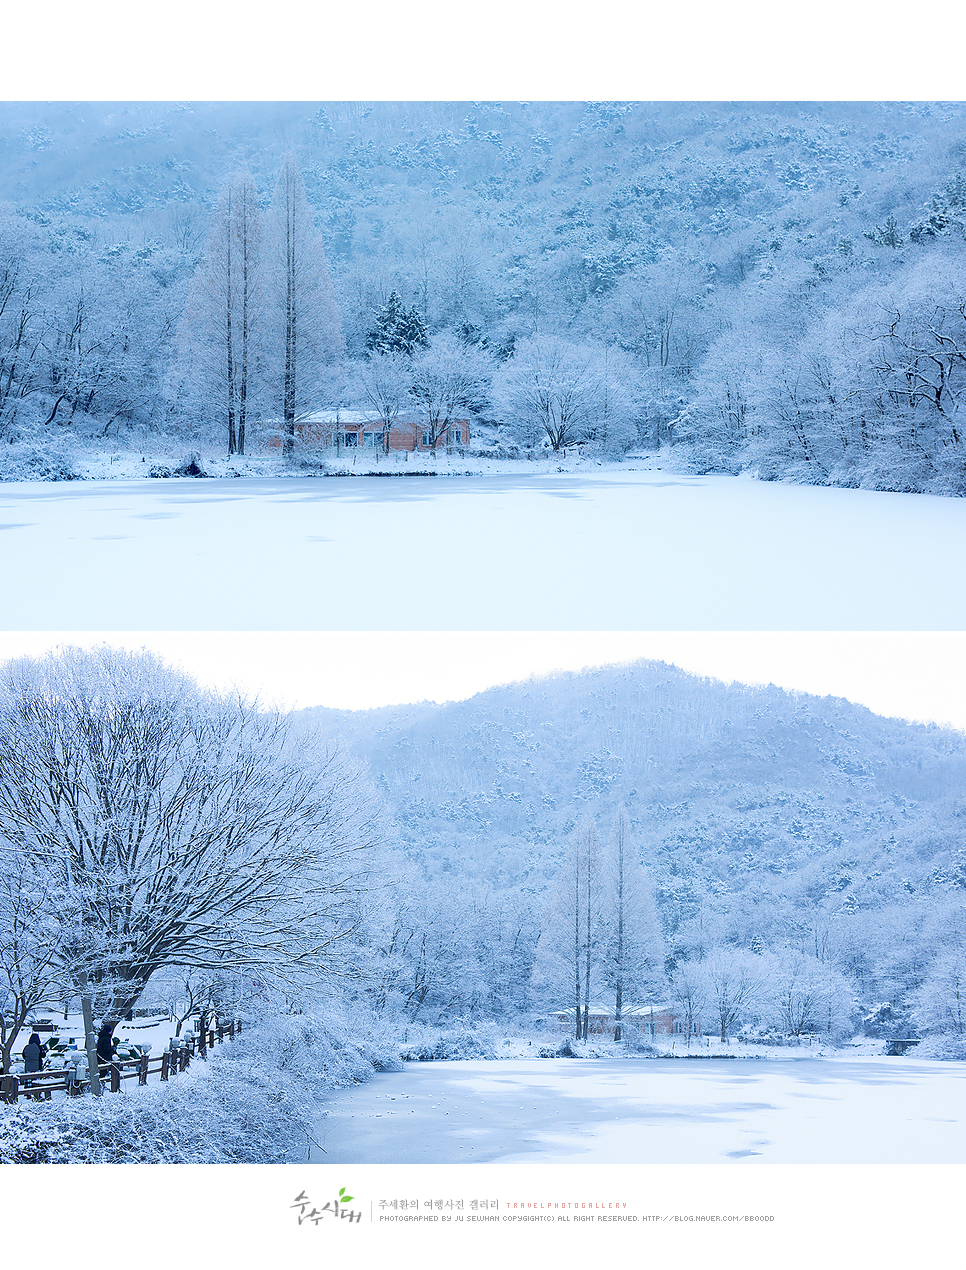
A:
[449, 428, 462, 446]
[421, 430, 433, 448]
[343, 431, 358, 447]
[363, 431, 378, 447]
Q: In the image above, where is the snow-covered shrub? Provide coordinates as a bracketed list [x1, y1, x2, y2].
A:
[538, 1036, 646, 1059]
[398, 1020, 502, 1061]
[911, 1034, 966, 1061]
[671, 443, 742, 476]
[0, 438, 81, 482]
[173, 451, 209, 477]
[0, 1042, 307, 1163]
[282, 450, 333, 474]
[861, 1002, 918, 1040]
[0, 1005, 402, 1163]
[736, 1025, 794, 1046]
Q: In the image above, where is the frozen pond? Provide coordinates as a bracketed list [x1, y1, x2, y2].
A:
[3, 471, 966, 628]
[309, 1056, 966, 1164]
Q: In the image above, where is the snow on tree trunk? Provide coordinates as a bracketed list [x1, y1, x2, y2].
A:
[599, 805, 664, 1042]
[267, 153, 343, 458]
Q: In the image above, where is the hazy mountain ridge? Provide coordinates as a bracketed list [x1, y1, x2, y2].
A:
[299, 662, 966, 938]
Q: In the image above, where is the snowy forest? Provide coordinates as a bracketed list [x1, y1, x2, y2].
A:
[4, 643, 966, 1140]
[303, 658, 966, 1046]
[3, 101, 966, 491]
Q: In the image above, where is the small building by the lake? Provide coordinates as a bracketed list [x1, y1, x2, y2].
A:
[263, 410, 470, 453]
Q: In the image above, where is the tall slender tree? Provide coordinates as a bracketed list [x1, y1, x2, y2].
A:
[232, 177, 262, 456]
[532, 815, 600, 1040]
[267, 153, 343, 455]
[599, 805, 664, 1040]
[173, 173, 263, 456]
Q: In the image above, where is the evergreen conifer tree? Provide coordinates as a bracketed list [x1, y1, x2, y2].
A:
[365, 292, 428, 357]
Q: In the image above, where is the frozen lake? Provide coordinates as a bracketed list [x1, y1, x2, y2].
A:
[3, 471, 966, 628]
[309, 1056, 966, 1164]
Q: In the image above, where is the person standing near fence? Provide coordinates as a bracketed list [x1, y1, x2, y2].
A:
[22, 1033, 46, 1072]
[96, 1022, 117, 1076]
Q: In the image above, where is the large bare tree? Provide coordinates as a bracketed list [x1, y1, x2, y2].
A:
[492, 335, 636, 452]
[0, 646, 384, 1043]
[352, 351, 411, 454]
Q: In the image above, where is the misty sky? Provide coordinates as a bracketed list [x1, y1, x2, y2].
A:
[0, 630, 963, 728]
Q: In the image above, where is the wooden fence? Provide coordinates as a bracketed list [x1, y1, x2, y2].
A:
[0, 1020, 242, 1106]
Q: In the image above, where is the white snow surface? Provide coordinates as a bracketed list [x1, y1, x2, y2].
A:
[310, 1056, 966, 1164]
[3, 469, 966, 629]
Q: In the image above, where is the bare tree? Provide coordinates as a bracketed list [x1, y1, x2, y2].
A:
[492, 336, 633, 452]
[599, 806, 664, 1041]
[0, 853, 67, 1072]
[408, 333, 491, 452]
[173, 174, 263, 456]
[914, 948, 966, 1036]
[351, 351, 411, 454]
[669, 960, 708, 1050]
[532, 816, 600, 1040]
[0, 646, 384, 1046]
[267, 153, 343, 456]
[697, 948, 767, 1043]
[0, 212, 48, 439]
[764, 951, 855, 1040]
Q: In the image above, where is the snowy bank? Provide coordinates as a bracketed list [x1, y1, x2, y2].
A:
[0, 1011, 402, 1164]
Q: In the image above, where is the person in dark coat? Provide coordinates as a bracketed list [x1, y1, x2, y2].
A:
[96, 1021, 118, 1074]
[22, 1033, 45, 1073]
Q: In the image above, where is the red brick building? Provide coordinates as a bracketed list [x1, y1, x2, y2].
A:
[266, 410, 470, 453]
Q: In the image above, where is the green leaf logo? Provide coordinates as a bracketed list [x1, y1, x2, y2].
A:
[340, 1187, 354, 1204]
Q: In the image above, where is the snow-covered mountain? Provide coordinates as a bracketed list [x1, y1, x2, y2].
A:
[301, 660, 966, 1009]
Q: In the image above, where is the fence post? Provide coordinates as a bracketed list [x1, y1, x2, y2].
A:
[160, 1052, 169, 1082]
[208, 1030, 215, 1051]
[1, 1073, 19, 1105]
[138, 1054, 148, 1086]
[109, 1063, 121, 1094]
[217, 1024, 224, 1043]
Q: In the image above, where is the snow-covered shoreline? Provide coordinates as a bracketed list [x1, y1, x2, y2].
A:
[14, 447, 665, 484]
